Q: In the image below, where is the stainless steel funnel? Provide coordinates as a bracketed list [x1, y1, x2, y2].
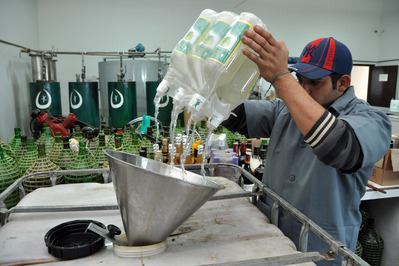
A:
[104, 149, 224, 246]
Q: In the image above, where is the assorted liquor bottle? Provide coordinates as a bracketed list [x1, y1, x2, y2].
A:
[0, 120, 266, 208]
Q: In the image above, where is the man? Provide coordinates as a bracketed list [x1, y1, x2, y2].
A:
[221, 26, 391, 265]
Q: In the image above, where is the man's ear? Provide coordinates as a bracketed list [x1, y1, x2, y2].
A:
[337, 75, 351, 93]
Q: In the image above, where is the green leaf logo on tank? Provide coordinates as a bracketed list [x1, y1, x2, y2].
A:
[110, 89, 124, 109]
[35, 89, 52, 109]
[192, 19, 232, 61]
[70, 89, 83, 109]
[174, 17, 212, 56]
[209, 20, 252, 65]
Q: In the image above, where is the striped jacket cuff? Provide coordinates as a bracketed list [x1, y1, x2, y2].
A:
[304, 110, 338, 148]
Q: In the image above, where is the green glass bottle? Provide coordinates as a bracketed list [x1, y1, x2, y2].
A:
[47, 132, 63, 162]
[116, 133, 129, 152]
[23, 143, 63, 194]
[128, 128, 140, 155]
[90, 123, 105, 150]
[15, 135, 28, 160]
[1, 137, 18, 170]
[123, 123, 132, 147]
[65, 141, 102, 183]
[19, 137, 38, 175]
[1, 138, 19, 170]
[53, 136, 76, 170]
[3, 147, 19, 173]
[355, 240, 363, 258]
[36, 124, 54, 154]
[99, 122, 106, 135]
[90, 134, 110, 167]
[358, 218, 384, 266]
[0, 146, 20, 208]
[70, 125, 86, 143]
[139, 135, 154, 159]
[104, 126, 115, 148]
[8, 127, 22, 152]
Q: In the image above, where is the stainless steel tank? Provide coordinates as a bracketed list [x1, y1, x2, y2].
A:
[30, 54, 57, 82]
[98, 58, 167, 125]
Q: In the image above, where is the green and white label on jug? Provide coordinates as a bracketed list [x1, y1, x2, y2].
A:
[192, 20, 231, 61]
[209, 20, 252, 65]
[175, 17, 212, 56]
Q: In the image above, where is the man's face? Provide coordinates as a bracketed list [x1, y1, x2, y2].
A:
[297, 75, 342, 108]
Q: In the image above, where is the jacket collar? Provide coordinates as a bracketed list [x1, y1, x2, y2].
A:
[328, 86, 356, 116]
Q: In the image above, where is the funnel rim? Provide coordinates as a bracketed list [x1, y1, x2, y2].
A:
[103, 149, 224, 190]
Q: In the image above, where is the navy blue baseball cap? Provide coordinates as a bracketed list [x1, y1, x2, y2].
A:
[288, 37, 353, 79]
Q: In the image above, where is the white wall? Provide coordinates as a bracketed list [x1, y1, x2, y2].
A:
[369, 197, 399, 266]
[0, 0, 39, 142]
[1, 1, 399, 264]
[1, 0, 397, 141]
[351, 66, 370, 101]
[378, 0, 399, 98]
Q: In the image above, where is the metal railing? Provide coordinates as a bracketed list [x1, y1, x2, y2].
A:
[0, 164, 369, 265]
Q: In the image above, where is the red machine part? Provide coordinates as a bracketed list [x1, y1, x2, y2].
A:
[36, 112, 78, 137]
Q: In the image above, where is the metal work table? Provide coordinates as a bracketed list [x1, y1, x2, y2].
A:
[0, 165, 367, 265]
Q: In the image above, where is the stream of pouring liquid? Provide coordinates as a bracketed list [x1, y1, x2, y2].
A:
[154, 96, 214, 180]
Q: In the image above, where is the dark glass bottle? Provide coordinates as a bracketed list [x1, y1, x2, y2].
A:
[23, 143, 63, 194]
[139, 149, 147, 158]
[239, 142, 246, 167]
[233, 141, 239, 157]
[115, 136, 123, 151]
[141, 146, 148, 157]
[116, 133, 129, 152]
[250, 146, 261, 174]
[246, 140, 252, 153]
[161, 138, 169, 163]
[0, 146, 20, 208]
[242, 149, 252, 184]
[254, 149, 267, 181]
[163, 126, 170, 143]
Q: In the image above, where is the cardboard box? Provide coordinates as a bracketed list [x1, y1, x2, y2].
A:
[370, 149, 399, 186]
